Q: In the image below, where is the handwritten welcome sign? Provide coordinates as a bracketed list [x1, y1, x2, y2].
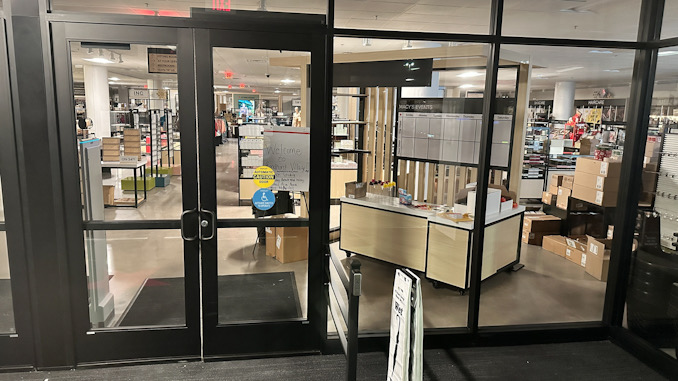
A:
[263, 126, 310, 191]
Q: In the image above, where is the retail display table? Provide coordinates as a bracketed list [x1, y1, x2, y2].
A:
[101, 160, 147, 207]
[340, 195, 525, 290]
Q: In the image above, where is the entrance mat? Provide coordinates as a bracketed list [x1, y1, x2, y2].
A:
[118, 272, 302, 326]
[0, 279, 15, 333]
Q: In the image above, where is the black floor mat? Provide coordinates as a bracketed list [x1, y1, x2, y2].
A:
[0, 279, 15, 333]
[118, 272, 302, 326]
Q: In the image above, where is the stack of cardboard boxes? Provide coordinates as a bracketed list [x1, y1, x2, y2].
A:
[101, 137, 121, 162]
[542, 174, 582, 210]
[521, 212, 561, 246]
[571, 157, 622, 207]
[541, 234, 610, 280]
[264, 215, 309, 264]
[123, 128, 142, 160]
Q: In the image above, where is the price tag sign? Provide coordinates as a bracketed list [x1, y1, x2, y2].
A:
[120, 155, 138, 164]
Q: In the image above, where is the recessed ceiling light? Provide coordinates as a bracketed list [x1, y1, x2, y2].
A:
[589, 50, 613, 54]
[274, 89, 281, 94]
[556, 66, 583, 73]
[658, 51, 678, 56]
[405, 78, 415, 82]
[603, 69, 620, 72]
[108, 77, 120, 81]
[281, 79, 295, 84]
[457, 71, 483, 78]
[459, 84, 474, 88]
[163, 87, 170, 90]
[83, 57, 114, 64]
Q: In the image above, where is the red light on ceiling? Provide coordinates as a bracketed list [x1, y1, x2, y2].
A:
[130, 8, 156, 16]
[225, 71, 233, 79]
[213, 0, 231, 11]
[157, 10, 188, 17]
[228, 85, 232, 89]
[252, 89, 256, 93]
[144, 84, 148, 89]
[239, 83, 246, 88]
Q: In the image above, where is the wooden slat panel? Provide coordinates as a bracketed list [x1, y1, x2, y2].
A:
[417, 162, 426, 202]
[376, 87, 386, 181]
[436, 164, 446, 204]
[469, 168, 478, 184]
[446, 166, 456, 207]
[384, 88, 395, 182]
[427, 163, 435, 203]
[407, 160, 416, 196]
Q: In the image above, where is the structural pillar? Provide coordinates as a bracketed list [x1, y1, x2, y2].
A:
[84, 64, 111, 138]
[553, 81, 576, 120]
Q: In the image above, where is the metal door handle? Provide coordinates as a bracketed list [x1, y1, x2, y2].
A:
[200, 209, 217, 241]
[180, 209, 199, 241]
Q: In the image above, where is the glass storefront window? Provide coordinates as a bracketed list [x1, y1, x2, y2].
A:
[503, 0, 641, 41]
[51, 0, 326, 17]
[479, 45, 635, 326]
[663, 0, 678, 39]
[0, 176, 15, 334]
[624, 46, 678, 362]
[334, 0, 491, 35]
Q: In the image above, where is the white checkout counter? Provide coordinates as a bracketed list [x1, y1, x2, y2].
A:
[340, 195, 525, 290]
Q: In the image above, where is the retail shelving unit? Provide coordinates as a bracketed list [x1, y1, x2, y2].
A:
[655, 128, 678, 250]
[110, 110, 131, 136]
[237, 124, 264, 205]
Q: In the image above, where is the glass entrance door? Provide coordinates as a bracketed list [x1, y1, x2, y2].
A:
[194, 27, 327, 356]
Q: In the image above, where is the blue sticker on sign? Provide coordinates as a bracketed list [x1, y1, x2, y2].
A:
[252, 188, 275, 211]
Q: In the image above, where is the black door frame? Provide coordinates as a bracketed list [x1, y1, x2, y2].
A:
[0, 15, 36, 370]
[51, 11, 331, 364]
[194, 20, 328, 358]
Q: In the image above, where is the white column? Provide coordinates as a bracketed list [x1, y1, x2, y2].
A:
[84, 65, 111, 138]
[553, 81, 576, 120]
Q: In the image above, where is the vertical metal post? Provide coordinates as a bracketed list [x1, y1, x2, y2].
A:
[346, 259, 361, 381]
[604, 0, 664, 326]
[467, 0, 503, 333]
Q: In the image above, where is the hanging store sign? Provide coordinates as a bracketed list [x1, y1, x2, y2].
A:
[128, 88, 149, 99]
[148, 48, 177, 74]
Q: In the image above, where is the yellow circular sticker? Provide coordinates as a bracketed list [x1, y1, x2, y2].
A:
[253, 166, 275, 188]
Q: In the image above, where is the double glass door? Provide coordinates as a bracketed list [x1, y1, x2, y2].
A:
[53, 16, 327, 363]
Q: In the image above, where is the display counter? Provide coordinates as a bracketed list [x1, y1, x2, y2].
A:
[340, 195, 525, 289]
[330, 161, 358, 199]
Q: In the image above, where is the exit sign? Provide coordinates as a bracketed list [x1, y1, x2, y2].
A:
[213, 0, 231, 11]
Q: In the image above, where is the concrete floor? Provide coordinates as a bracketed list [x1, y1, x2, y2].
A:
[0, 139, 607, 334]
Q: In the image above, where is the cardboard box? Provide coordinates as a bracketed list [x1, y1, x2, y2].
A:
[522, 230, 549, 246]
[171, 164, 181, 176]
[574, 171, 620, 192]
[551, 174, 564, 187]
[123, 128, 141, 136]
[549, 184, 559, 195]
[523, 214, 561, 232]
[565, 246, 586, 267]
[265, 227, 276, 257]
[467, 188, 502, 216]
[102, 155, 121, 162]
[571, 184, 618, 207]
[275, 227, 308, 263]
[556, 187, 571, 210]
[542, 235, 568, 257]
[586, 235, 613, 257]
[585, 253, 610, 281]
[607, 225, 614, 240]
[561, 175, 575, 190]
[565, 236, 588, 252]
[345, 181, 367, 199]
[578, 138, 601, 156]
[574, 157, 622, 178]
[102, 185, 114, 206]
[542, 191, 556, 206]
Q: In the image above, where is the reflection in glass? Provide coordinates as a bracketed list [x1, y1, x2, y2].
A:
[217, 228, 307, 324]
[503, 0, 641, 41]
[70, 42, 182, 222]
[0, 232, 15, 334]
[478, 45, 634, 326]
[85, 230, 185, 328]
[624, 47, 678, 361]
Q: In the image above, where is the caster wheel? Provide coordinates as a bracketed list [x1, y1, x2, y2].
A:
[345, 252, 352, 258]
[431, 280, 441, 289]
[459, 290, 466, 296]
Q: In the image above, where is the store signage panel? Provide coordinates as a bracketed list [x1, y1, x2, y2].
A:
[263, 126, 310, 192]
[148, 48, 177, 74]
[334, 59, 433, 87]
[128, 88, 149, 99]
